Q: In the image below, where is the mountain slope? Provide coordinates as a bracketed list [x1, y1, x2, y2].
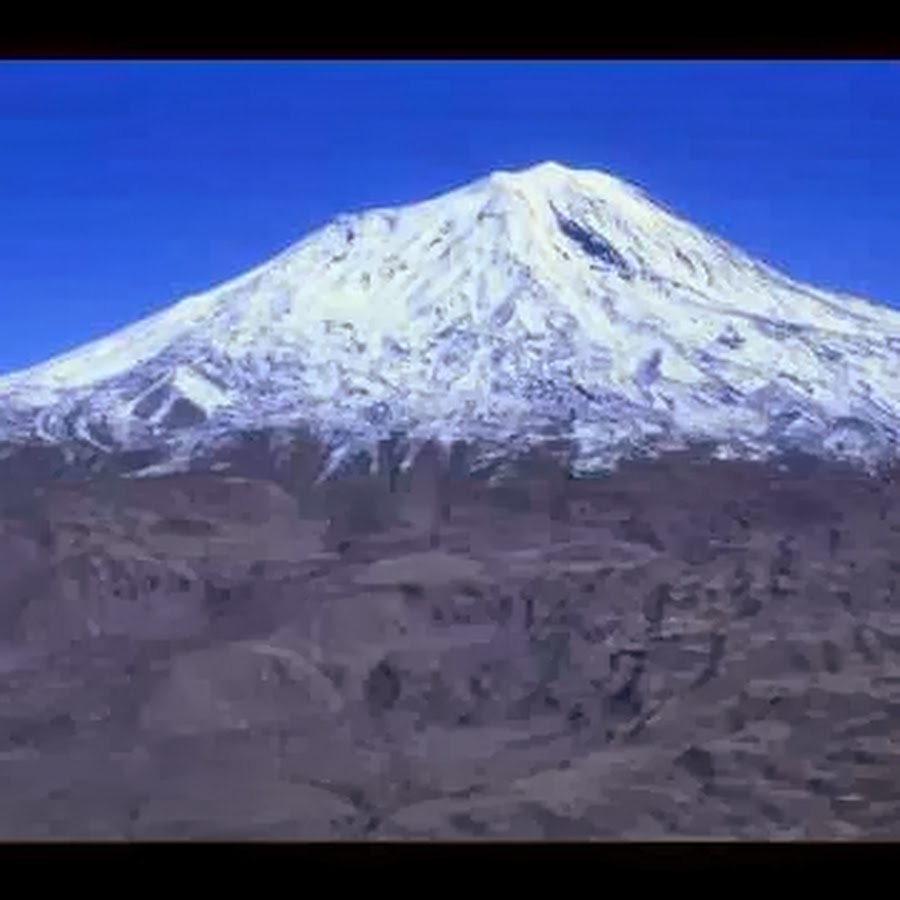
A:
[2, 160, 900, 476]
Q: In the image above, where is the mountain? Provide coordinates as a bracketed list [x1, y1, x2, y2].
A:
[4, 162, 900, 840]
[3, 160, 900, 479]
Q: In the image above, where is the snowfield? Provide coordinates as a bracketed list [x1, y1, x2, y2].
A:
[2, 160, 899, 474]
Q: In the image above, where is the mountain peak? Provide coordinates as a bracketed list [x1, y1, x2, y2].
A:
[483, 160, 633, 198]
[490, 160, 616, 181]
[493, 160, 577, 180]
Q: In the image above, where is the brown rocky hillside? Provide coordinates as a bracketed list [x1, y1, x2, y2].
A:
[0, 446, 899, 838]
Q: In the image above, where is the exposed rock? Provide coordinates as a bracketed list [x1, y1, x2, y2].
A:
[0, 454, 899, 837]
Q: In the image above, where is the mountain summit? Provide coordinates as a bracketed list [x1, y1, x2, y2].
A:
[2, 161, 900, 476]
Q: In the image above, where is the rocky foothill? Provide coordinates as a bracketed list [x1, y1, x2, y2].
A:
[0, 440, 899, 838]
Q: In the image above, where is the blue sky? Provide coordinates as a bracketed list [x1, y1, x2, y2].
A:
[1, 61, 898, 375]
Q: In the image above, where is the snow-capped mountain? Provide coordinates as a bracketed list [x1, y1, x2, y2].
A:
[3, 160, 900, 477]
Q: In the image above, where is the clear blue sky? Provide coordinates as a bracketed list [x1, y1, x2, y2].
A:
[1, 61, 899, 376]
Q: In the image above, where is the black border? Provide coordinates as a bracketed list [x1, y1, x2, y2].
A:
[0, 839, 897, 871]
[1, 12, 898, 59]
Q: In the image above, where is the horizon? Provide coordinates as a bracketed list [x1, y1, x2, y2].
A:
[1, 61, 899, 376]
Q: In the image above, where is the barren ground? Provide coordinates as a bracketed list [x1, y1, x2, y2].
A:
[1, 450, 899, 838]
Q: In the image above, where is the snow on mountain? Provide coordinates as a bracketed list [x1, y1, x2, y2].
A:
[2, 160, 900, 475]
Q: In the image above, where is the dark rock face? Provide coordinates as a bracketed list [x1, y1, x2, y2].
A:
[1, 450, 900, 838]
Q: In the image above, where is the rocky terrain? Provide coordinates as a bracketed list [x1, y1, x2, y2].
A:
[1, 444, 899, 839]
